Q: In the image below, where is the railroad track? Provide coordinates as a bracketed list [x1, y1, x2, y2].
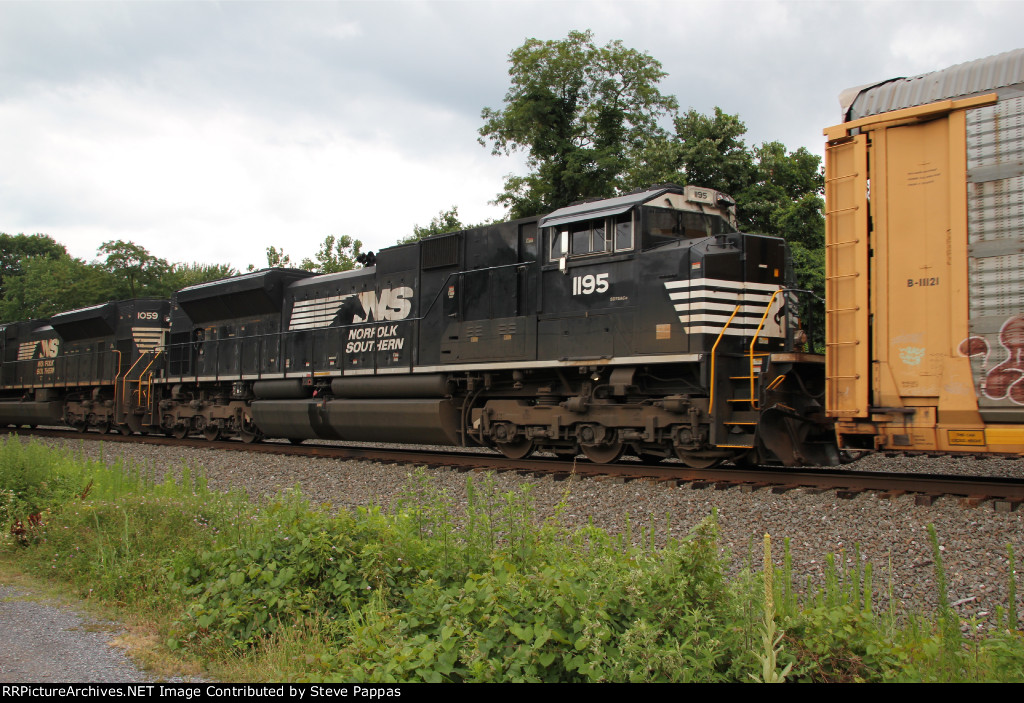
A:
[8, 427, 1024, 511]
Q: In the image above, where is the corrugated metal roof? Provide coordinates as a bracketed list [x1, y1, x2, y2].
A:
[539, 187, 674, 228]
[844, 48, 1024, 121]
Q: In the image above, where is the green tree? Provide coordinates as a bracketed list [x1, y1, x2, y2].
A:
[0, 255, 115, 322]
[627, 108, 754, 196]
[164, 262, 238, 290]
[399, 206, 467, 244]
[97, 240, 171, 298]
[265, 246, 294, 268]
[735, 142, 824, 237]
[300, 235, 363, 274]
[480, 29, 677, 218]
[0, 233, 67, 300]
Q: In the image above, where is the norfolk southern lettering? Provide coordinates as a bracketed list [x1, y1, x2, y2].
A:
[345, 323, 405, 353]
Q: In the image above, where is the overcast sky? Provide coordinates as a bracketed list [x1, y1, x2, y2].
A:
[1, 0, 1021, 271]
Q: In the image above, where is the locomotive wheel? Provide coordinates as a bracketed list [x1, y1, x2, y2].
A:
[239, 427, 262, 444]
[289, 437, 305, 445]
[673, 447, 724, 469]
[239, 417, 262, 444]
[581, 442, 625, 464]
[496, 437, 535, 460]
[172, 424, 189, 440]
[97, 421, 113, 435]
[203, 426, 221, 442]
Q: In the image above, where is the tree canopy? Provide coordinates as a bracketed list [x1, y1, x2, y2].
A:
[0, 238, 237, 323]
[0, 233, 67, 302]
[98, 240, 171, 299]
[261, 235, 365, 274]
[0, 254, 113, 322]
[480, 29, 677, 218]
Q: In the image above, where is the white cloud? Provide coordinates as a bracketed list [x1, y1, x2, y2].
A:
[0, 78, 511, 270]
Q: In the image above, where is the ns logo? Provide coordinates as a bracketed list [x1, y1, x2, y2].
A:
[352, 287, 413, 323]
[18, 338, 59, 360]
[288, 286, 414, 332]
[38, 339, 59, 357]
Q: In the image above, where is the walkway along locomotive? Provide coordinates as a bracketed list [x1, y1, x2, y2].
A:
[0, 184, 838, 466]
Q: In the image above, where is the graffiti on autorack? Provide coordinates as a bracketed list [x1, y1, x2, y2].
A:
[960, 316, 1024, 405]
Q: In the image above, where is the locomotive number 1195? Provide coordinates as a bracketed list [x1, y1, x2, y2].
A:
[572, 273, 609, 296]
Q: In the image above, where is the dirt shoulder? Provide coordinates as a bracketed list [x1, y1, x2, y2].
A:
[0, 568, 207, 683]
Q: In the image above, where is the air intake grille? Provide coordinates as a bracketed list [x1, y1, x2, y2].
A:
[420, 234, 460, 269]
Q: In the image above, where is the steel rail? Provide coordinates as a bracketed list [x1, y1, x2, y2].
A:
[7, 427, 1024, 507]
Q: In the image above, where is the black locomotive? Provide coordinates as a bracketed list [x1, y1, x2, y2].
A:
[0, 185, 838, 466]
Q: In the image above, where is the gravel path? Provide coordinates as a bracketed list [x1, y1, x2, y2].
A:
[27, 436, 1024, 630]
[0, 585, 150, 682]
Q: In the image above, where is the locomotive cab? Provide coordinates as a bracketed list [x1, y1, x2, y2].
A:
[536, 184, 793, 359]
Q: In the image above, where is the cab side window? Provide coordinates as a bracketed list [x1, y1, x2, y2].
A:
[550, 214, 632, 262]
[614, 213, 633, 252]
[571, 219, 610, 256]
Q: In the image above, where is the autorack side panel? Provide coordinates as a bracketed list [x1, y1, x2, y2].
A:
[964, 95, 1024, 424]
[825, 47, 1024, 454]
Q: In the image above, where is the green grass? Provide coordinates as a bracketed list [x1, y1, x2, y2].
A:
[2, 436, 1023, 682]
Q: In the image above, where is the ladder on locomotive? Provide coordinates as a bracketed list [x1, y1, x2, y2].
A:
[118, 350, 163, 426]
[709, 290, 787, 450]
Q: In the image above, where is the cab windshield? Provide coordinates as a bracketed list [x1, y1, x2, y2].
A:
[640, 206, 735, 250]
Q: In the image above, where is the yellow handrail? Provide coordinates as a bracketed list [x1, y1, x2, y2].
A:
[135, 350, 163, 411]
[121, 352, 150, 410]
[111, 349, 123, 421]
[708, 305, 741, 415]
[747, 289, 783, 409]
